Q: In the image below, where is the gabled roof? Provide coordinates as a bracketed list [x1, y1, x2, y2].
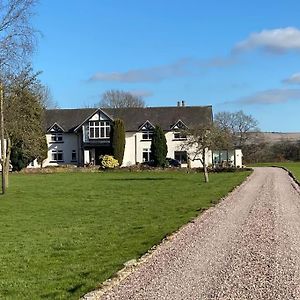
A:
[44, 106, 213, 132]
[47, 122, 65, 132]
[138, 120, 155, 131]
[73, 108, 114, 132]
[170, 119, 188, 130]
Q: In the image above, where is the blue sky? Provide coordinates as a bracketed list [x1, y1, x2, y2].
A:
[32, 0, 300, 132]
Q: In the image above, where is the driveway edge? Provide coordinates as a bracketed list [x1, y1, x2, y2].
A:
[272, 166, 300, 187]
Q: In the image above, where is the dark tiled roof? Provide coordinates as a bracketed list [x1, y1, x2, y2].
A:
[45, 108, 96, 132]
[45, 106, 213, 132]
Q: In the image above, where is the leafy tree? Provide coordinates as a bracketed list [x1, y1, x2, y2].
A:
[111, 119, 125, 165]
[36, 135, 48, 168]
[150, 125, 167, 167]
[2, 68, 48, 186]
[99, 89, 145, 108]
[10, 142, 32, 171]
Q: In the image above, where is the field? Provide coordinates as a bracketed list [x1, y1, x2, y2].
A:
[0, 170, 250, 299]
[249, 162, 300, 180]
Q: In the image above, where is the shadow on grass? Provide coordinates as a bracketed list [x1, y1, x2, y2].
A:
[111, 178, 173, 181]
[67, 283, 84, 294]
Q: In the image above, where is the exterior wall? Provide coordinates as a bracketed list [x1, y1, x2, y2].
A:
[165, 131, 185, 160]
[120, 131, 217, 168]
[122, 132, 136, 166]
[235, 149, 243, 167]
[41, 133, 79, 167]
[136, 131, 151, 164]
[30, 118, 243, 169]
[165, 132, 212, 168]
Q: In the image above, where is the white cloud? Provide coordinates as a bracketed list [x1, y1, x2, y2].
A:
[282, 73, 300, 84]
[89, 59, 193, 83]
[228, 88, 300, 105]
[88, 57, 236, 83]
[233, 27, 300, 54]
[129, 90, 153, 98]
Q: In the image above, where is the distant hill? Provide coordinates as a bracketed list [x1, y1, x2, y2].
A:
[249, 132, 300, 144]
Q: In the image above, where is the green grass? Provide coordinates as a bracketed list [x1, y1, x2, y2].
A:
[0, 170, 250, 299]
[249, 161, 300, 181]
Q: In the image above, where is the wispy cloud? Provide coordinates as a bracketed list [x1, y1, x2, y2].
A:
[129, 89, 153, 98]
[89, 58, 193, 83]
[227, 88, 300, 105]
[88, 57, 237, 83]
[89, 27, 300, 84]
[232, 27, 300, 54]
[282, 73, 300, 85]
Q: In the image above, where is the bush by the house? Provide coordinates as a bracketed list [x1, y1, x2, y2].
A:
[100, 155, 119, 169]
[150, 125, 168, 167]
[111, 119, 126, 165]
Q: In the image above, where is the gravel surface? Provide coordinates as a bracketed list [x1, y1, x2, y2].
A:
[86, 167, 300, 300]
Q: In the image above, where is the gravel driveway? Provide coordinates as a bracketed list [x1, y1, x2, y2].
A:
[86, 167, 300, 300]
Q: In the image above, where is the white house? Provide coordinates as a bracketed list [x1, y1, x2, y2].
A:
[29, 104, 242, 168]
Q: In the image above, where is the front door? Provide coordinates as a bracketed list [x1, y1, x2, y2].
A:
[95, 146, 112, 165]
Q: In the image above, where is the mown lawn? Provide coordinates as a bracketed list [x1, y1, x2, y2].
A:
[0, 170, 250, 299]
[249, 162, 300, 180]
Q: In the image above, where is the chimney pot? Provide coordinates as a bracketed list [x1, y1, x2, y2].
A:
[177, 101, 181, 107]
[182, 100, 185, 107]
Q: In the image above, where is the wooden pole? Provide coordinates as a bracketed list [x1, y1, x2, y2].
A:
[0, 82, 5, 194]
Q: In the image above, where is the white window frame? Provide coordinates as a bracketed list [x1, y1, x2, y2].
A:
[142, 148, 151, 162]
[173, 131, 187, 140]
[89, 121, 110, 139]
[142, 131, 153, 140]
[50, 133, 63, 142]
[51, 150, 64, 162]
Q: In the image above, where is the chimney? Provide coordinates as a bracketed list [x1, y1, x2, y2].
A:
[182, 100, 185, 107]
[177, 101, 181, 107]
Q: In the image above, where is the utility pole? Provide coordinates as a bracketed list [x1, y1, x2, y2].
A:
[0, 82, 5, 194]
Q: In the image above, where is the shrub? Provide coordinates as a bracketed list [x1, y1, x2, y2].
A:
[100, 155, 119, 169]
[150, 125, 168, 167]
[111, 119, 126, 165]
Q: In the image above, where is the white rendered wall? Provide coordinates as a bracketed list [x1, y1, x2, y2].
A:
[30, 129, 243, 169]
[122, 132, 136, 166]
[235, 149, 243, 167]
[41, 133, 79, 167]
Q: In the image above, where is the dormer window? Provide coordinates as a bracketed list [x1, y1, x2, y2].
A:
[48, 123, 64, 143]
[174, 131, 187, 140]
[171, 119, 187, 140]
[142, 131, 153, 140]
[139, 120, 154, 141]
[89, 121, 110, 139]
[50, 133, 63, 142]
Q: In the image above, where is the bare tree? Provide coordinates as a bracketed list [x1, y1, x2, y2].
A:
[182, 125, 229, 183]
[38, 84, 59, 109]
[0, 0, 38, 73]
[99, 89, 145, 108]
[214, 110, 259, 148]
[0, 0, 38, 193]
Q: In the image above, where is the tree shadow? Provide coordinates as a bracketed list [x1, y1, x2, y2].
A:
[111, 178, 173, 181]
